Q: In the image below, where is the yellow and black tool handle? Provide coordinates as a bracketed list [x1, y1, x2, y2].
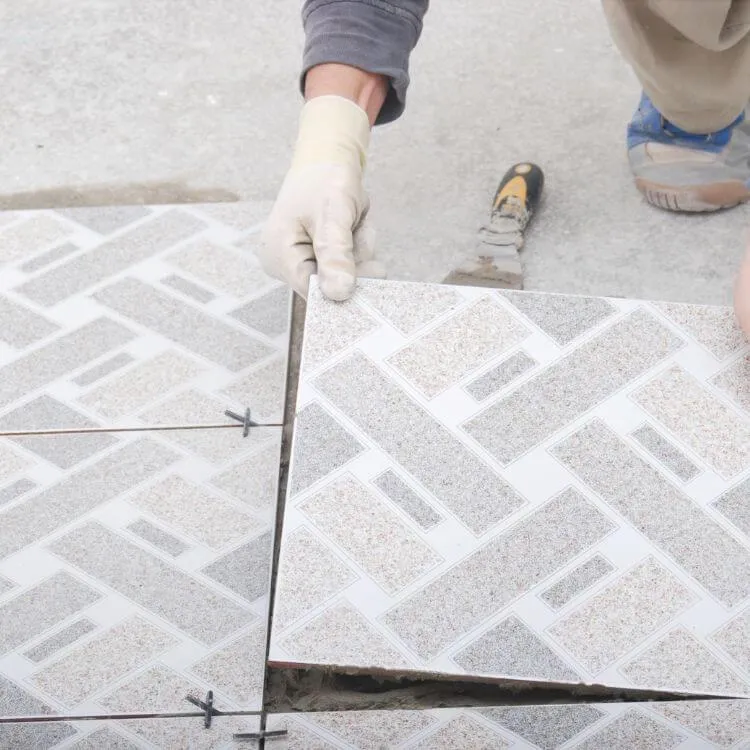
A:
[491, 162, 544, 229]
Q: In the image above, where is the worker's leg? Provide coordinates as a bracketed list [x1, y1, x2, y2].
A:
[602, 0, 750, 211]
[603, 0, 750, 132]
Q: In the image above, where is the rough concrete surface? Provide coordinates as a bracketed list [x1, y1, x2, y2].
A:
[0, 0, 746, 304]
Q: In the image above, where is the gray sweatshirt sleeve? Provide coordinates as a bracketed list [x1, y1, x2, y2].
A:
[301, 0, 429, 124]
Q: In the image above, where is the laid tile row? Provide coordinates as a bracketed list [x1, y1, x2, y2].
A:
[6, 700, 748, 749]
[0, 203, 290, 722]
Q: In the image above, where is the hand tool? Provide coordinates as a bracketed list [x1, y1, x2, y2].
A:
[443, 162, 544, 289]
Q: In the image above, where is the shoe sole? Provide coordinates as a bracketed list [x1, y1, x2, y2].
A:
[635, 178, 750, 213]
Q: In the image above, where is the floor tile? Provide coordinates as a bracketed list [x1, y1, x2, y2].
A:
[265, 700, 750, 749]
[271, 278, 750, 696]
[0, 714, 261, 749]
[0, 204, 290, 718]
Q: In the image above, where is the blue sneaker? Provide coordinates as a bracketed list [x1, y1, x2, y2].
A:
[627, 93, 750, 212]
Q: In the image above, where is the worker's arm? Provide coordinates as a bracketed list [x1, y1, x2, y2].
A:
[259, 1, 429, 301]
[304, 64, 388, 127]
[301, 0, 428, 124]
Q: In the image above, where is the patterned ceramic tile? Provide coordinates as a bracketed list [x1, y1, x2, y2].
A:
[0, 711, 260, 749]
[271, 278, 750, 697]
[265, 701, 750, 749]
[0, 204, 290, 718]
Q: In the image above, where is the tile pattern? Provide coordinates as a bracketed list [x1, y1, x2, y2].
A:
[0, 204, 290, 719]
[501, 289, 617, 345]
[630, 423, 701, 482]
[265, 701, 750, 749]
[712, 353, 750, 412]
[464, 350, 537, 402]
[539, 555, 615, 611]
[271, 278, 750, 696]
[0, 713, 260, 749]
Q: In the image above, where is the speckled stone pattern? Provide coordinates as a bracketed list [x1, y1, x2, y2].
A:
[265, 700, 750, 749]
[0, 204, 290, 733]
[271, 277, 750, 696]
[0, 709, 261, 749]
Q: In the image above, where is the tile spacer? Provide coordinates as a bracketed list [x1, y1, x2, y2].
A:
[185, 691, 217, 728]
[224, 408, 258, 437]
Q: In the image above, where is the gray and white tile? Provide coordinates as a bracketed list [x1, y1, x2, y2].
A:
[271, 277, 750, 697]
[0, 204, 290, 719]
[265, 700, 750, 749]
[0, 709, 260, 750]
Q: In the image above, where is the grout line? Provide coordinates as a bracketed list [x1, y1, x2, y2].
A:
[0, 423, 283, 438]
[262, 292, 306, 727]
[0, 709, 263, 724]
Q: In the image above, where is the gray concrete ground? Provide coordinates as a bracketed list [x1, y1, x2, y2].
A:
[0, 0, 747, 305]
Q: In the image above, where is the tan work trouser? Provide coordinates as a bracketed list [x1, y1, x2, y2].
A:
[602, 0, 750, 132]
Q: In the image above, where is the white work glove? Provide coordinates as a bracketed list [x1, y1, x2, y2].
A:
[260, 95, 386, 300]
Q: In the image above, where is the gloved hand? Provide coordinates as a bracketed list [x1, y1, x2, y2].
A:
[259, 95, 386, 300]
